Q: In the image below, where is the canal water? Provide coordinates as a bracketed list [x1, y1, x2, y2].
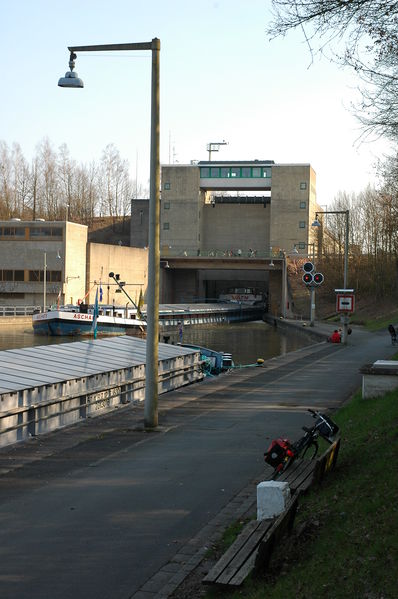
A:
[0, 320, 313, 366]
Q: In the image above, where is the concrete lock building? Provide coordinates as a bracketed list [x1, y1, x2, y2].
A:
[0, 220, 148, 311]
[131, 159, 322, 315]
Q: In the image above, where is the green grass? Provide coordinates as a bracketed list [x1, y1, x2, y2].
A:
[362, 312, 398, 332]
[205, 389, 398, 599]
[324, 307, 398, 332]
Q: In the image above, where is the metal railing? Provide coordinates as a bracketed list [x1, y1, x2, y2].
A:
[0, 361, 203, 443]
[0, 305, 40, 317]
[161, 248, 284, 259]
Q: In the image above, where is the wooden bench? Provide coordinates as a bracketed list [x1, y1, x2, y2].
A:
[203, 438, 340, 588]
[202, 495, 298, 587]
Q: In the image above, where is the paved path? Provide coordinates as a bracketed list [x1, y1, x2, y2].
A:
[0, 322, 394, 599]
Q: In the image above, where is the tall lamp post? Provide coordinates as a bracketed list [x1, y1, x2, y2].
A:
[291, 242, 316, 325]
[58, 39, 161, 428]
[43, 252, 47, 312]
[312, 210, 350, 343]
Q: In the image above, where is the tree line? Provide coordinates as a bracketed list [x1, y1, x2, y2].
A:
[269, 0, 398, 301]
[316, 169, 398, 301]
[0, 138, 145, 225]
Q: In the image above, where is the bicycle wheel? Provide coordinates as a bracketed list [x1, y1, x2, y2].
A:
[301, 440, 319, 460]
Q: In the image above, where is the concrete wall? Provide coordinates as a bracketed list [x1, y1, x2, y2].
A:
[130, 199, 150, 248]
[63, 222, 88, 304]
[201, 204, 270, 252]
[87, 243, 148, 306]
[269, 164, 314, 254]
[0, 220, 87, 308]
[161, 166, 201, 252]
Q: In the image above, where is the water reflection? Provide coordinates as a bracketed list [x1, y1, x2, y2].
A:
[0, 321, 312, 365]
[162, 321, 312, 365]
[0, 325, 74, 351]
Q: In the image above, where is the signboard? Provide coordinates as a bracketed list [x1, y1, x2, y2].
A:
[336, 293, 355, 313]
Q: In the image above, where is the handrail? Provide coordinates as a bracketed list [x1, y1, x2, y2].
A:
[0, 305, 40, 317]
[0, 361, 202, 439]
[160, 248, 284, 259]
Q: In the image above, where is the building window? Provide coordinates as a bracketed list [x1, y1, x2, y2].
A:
[28, 270, 62, 282]
[300, 201, 306, 209]
[200, 167, 210, 177]
[0, 292, 25, 299]
[299, 221, 306, 229]
[298, 242, 306, 249]
[49, 271, 62, 282]
[220, 167, 230, 177]
[210, 167, 219, 177]
[241, 167, 251, 177]
[139, 210, 143, 225]
[230, 167, 240, 177]
[29, 270, 41, 282]
[3, 270, 14, 281]
[163, 223, 170, 230]
[28, 227, 63, 239]
[14, 270, 24, 281]
[262, 167, 272, 178]
[0, 227, 25, 238]
[164, 182, 170, 190]
[164, 202, 170, 210]
[0, 269, 25, 282]
[300, 182, 307, 190]
[252, 167, 261, 177]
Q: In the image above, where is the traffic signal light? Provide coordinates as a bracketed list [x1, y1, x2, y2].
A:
[303, 262, 314, 273]
[313, 272, 324, 285]
[302, 272, 313, 285]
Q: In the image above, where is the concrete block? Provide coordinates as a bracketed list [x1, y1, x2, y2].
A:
[257, 480, 291, 520]
[362, 374, 398, 399]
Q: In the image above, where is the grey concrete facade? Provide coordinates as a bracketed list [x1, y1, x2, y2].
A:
[139, 159, 321, 309]
[159, 160, 320, 257]
[0, 220, 149, 309]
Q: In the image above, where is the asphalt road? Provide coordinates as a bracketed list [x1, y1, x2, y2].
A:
[0, 323, 394, 599]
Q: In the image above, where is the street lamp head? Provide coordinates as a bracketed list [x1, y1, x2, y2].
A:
[312, 218, 322, 227]
[58, 52, 84, 88]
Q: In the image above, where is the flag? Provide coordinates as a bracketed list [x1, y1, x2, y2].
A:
[92, 287, 99, 339]
[137, 288, 144, 320]
[99, 285, 103, 302]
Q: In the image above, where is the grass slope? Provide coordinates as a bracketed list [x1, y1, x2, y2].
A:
[207, 390, 398, 599]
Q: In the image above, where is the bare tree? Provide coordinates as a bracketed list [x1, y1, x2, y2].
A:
[57, 143, 76, 220]
[268, 1, 398, 140]
[100, 144, 132, 221]
[12, 143, 31, 218]
[0, 141, 13, 218]
[36, 138, 60, 220]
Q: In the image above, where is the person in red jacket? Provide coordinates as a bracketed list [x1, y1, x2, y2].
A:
[329, 329, 341, 343]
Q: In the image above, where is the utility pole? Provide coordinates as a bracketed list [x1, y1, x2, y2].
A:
[206, 140, 228, 161]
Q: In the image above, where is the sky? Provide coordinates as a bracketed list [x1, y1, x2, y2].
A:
[0, 0, 393, 206]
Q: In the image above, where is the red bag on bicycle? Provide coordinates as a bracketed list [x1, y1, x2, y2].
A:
[264, 438, 293, 468]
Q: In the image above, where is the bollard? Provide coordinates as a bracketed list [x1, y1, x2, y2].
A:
[257, 480, 290, 520]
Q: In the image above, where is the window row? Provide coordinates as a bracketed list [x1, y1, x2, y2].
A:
[0, 270, 62, 282]
[200, 166, 272, 179]
[163, 222, 306, 231]
[0, 226, 63, 239]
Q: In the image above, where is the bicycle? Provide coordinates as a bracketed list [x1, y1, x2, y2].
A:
[264, 409, 339, 479]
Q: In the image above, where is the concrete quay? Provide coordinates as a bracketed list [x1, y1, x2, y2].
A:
[0, 321, 394, 599]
